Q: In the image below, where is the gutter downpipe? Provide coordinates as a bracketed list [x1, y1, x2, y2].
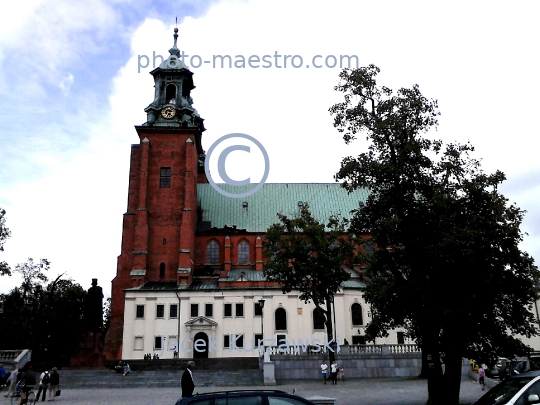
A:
[175, 290, 181, 357]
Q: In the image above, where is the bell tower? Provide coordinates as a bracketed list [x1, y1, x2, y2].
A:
[142, 28, 204, 131]
[104, 28, 206, 361]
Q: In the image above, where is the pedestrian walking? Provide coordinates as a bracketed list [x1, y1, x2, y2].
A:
[478, 365, 486, 390]
[340, 366, 345, 383]
[4, 365, 18, 397]
[0, 363, 5, 387]
[36, 369, 51, 401]
[320, 361, 328, 384]
[331, 362, 338, 385]
[48, 367, 60, 401]
[181, 361, 196, 398]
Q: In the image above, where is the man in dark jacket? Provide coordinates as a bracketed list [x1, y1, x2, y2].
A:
[181, 361, 196, 398]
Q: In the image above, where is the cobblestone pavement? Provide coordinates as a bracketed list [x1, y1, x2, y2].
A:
[0, 377, 487, 405]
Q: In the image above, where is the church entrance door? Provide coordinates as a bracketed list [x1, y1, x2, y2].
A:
[193, 332, 209, 358]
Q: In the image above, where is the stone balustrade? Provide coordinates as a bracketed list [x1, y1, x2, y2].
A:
[263, 343, 420, 356]
[0, 349, 32, 368]
[259, 344, 422, 381]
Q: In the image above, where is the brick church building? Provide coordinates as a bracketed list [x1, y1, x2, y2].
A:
[103, 30, 403, 361]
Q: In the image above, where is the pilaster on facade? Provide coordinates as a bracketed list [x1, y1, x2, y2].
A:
[224, 235, 232, 271]
[256, 235, 263, 271]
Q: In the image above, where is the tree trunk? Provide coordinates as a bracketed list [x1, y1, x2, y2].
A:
[325, 297, 336, 364]
[441, 350, 463, 405]
[418, 342, 429, 378]
[424, 333, 444, 405]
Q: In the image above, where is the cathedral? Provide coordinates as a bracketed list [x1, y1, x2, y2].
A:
[103, 29, 403, 361]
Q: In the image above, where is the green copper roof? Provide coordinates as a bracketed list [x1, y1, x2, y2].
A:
[197, 183, 369, 233]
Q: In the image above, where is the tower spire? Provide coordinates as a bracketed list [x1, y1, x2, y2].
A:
[173, 25, 178, 49]
[169, 26, 180, 57]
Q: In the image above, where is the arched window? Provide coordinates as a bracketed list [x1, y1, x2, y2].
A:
[313, 308, 325, 330]
[365, 241, 374, 257]
[275, 307, 287, 331]
[238, 240, 250, 264]
[206, 240, 219, 264]
[166, 84, 176, 103]
[159, 262, 165, 278]
[351, 303, 363, 326]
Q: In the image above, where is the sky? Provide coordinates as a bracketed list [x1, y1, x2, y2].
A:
[1, 0, 539, 298]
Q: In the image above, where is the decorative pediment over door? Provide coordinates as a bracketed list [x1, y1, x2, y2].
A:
[184, 316, 218, 332]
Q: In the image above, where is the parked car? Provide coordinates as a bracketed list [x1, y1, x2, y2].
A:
[474, 370, 540, 405]
[175, 390, 318, 405]
[486, 358, 509, 379]
[499, 359, 531, 381]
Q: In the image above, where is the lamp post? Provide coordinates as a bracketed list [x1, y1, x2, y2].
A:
[258, 299, 265, 352]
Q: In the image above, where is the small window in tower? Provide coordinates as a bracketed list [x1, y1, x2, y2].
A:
[136, 305, 145, 319]
[160, 167, 171, 188]
[159, 262, 165, 278]
[166, 84, 176, 104]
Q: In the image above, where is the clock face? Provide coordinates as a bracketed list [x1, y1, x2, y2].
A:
[161, 107, 176, 119]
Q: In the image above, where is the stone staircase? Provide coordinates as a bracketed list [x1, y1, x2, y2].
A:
[59, 358, 263, 389]
[106, 357, 260, 371]
[58, 369, 264, 389]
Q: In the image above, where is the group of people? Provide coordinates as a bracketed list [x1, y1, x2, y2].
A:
[320, 361, 345, 385]
[1, 364, 60, 402]
[143, 353, 160, 360]
[115, 361, 132, 376]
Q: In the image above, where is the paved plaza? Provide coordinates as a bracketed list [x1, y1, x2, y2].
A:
[1, 376, 486, 405]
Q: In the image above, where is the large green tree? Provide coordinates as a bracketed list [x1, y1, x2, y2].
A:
[263, 205, 356, 362]
[0, 258, 87, 367]
[330, 65, 538, 405]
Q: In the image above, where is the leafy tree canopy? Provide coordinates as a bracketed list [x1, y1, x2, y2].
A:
[14, 257, 50, 293]
[330, 65, 538, 405]
[0, 264, 87, 367]
[263, 205, 357, 361]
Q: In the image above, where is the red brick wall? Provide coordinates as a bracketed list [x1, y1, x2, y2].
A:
[104, 127, 202, 360]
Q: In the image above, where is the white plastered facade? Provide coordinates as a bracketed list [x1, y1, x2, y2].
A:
[121, 287, 405, 359]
